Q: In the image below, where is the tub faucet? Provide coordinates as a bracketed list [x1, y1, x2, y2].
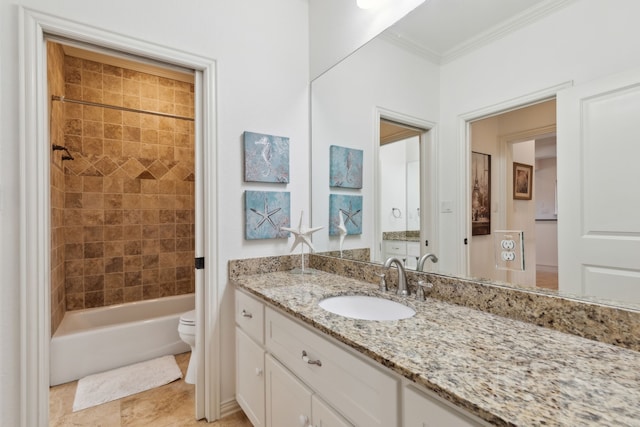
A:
[417, 253, 438, 272]
[383, 257, 409, 296]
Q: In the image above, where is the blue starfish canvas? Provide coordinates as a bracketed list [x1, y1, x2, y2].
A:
[244, 131, 290, 183]
[329, 145, 363, 189]
[329, 194, 362, 236]
[245, 191, 290, 239]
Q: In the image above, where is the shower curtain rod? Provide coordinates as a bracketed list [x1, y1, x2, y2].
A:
[51, 95, 194, 122]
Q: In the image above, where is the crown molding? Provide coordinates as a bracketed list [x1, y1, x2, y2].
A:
[381, 0, 576, 65]
[379, 31, 442, 64]
[441, 0, 577, 64]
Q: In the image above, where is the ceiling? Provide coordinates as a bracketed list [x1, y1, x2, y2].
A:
[382, 0, 574, 63]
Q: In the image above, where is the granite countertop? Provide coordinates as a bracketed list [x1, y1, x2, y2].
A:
[382, 230, 420, 242]
[233, 270, 640, 427]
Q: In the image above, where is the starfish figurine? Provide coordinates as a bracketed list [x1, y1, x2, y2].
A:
[338, 211, 348, 256]
[280, 211, 324, 253]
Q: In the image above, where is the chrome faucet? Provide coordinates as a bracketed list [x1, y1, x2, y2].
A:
[417, 253, 438, 272]
[383, 257, 409, 296]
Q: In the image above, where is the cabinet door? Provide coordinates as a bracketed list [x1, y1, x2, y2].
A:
[403, 386, 482, 427]
[266, 355, 312, 427]
[311, 395, 353, 427]
[236, 328, 265, 427]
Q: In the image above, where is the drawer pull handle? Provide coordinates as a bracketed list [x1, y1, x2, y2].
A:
[301, 350, 322, 367]
[241, 310, 253, 318]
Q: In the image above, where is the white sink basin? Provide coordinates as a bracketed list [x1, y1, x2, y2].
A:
[318, 295, 415, 321]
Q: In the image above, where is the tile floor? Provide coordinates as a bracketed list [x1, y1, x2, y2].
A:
[49, 352, 252, 427]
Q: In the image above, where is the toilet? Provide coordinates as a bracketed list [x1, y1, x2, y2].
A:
[178, 309, 196, 384]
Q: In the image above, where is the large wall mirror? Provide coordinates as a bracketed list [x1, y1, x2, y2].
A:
[310, 0, 640, 310]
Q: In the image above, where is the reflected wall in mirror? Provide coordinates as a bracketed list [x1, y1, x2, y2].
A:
[310, 34, 440, 263]
[311, 0, 640, 309]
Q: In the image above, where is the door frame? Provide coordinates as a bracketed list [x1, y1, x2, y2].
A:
[19, 8, 219, 426]
[374, 107, 437, 266]
[457, 82, 570, 277]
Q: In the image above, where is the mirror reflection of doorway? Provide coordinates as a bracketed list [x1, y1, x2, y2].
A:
[378, 119, 428, 269]
[469, 100, 558, 290]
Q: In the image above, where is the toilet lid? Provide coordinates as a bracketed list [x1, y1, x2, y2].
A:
[180, 309, 196, 325]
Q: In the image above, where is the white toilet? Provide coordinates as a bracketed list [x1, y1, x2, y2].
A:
[178, 309, 196, 384]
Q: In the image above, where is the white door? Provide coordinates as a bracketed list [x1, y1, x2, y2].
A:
[265, 355, 313, 427]
[311, 395, 353, 427]
[557, 68, 640, 303]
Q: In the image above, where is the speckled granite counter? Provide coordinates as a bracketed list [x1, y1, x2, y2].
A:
[233, 270, 640, 427]
[382, 230, 420, 242]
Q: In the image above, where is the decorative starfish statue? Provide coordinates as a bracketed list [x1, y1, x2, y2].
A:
[280, 211, 323, 273]
[338, 211, 348, 258]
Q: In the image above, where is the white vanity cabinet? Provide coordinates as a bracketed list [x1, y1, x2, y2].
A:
[403, 385, 488, 427]
[265, 307, 398, 427]
[235, 291, 266, 427]
[265, 354, 352, 427]
[236, 288, 484, 427]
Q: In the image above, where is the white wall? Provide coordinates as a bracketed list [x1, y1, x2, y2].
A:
[438, 0, 640, 277]
[380, 136, 420, 233]
[380, 141, 408, 233]
[0, 1, 309, 424]
[535, 156, 557, 220]
[309, 0, 424, 79]
[311, 36, 440, 255]
[509, 140, 536, 286]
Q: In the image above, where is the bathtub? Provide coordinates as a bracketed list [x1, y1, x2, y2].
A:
[50, 293, 195, 386]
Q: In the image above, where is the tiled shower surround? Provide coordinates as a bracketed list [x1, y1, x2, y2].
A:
[49, 43, 67, 333]
[49, 42, 195, 329]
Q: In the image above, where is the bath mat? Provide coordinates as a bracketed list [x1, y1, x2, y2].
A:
[72, 355, 182, 412]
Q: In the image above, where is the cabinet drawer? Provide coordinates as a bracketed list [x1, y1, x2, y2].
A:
[235, 290, 264, 344]
[383, 240, 406, 256]
[266, 307, 398, 427]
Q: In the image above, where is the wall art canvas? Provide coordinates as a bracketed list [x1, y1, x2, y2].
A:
[329, 145, 363, 188]
[243, 131, 290, 183]
[329, 194, 362, 236]
[245, 190, 290, 240]
[513, 162, 533, 200]
[471, 151, 491, 236]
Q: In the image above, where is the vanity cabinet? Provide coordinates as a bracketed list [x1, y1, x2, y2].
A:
[265, 307, 398, 427]
[266, 354, 352, 427]
[235, 291, 266, 427]
[403, 385, 487, 427]
[236, 288, 483, 427]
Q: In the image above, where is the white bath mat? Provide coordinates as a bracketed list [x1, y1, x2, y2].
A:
[72, 355, 182, 412]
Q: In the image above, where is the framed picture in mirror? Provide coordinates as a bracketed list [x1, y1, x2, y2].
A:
[471, 151, 491, 236]
[329, 145, 363, 189]
[513, 162, 533, 200]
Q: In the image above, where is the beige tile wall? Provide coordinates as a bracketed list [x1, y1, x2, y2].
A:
[48, 42, 67, 333]
[60, 54, 195, 310]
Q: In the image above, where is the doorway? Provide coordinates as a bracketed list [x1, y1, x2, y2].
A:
[46, 39, 203, 419]
[468, 99, 558, 290]
[20, 10, 217, 426]
[375, 113, 437, 271]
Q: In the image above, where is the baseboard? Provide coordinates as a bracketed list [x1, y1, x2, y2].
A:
[220, 398, 242, 419]
[536, 264, 558, 273]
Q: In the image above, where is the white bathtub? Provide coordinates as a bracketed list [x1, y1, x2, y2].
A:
[50, 293, 195, 386]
